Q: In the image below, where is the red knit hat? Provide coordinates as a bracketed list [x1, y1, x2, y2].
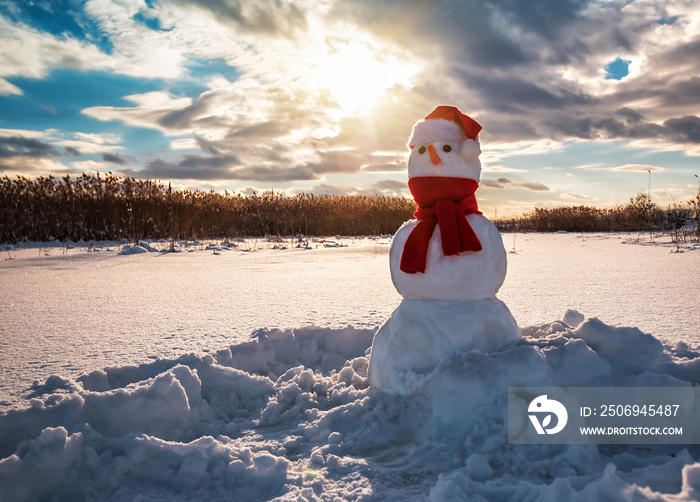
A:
[408, 105, 482, 148]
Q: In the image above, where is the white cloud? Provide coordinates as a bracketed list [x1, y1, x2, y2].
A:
[561, 192, 592, 200]
[82, 91, 199, 132]
[72, 160, 109, 171]
[83, 0, 187, 79]
[0, 156, 70, 176]
[482, 165, 527, 173]
[0, 16, 113, 93]
[480, 177, 550, 192]
[73, 132, 122, 145]
[610, 164, 665, 173]
[0, 78, 21, 95]
[483, 140, 565, 162]
[170, 138, 199, 150]
[0, 128, 45, 138]
[54, 140, 123, 154]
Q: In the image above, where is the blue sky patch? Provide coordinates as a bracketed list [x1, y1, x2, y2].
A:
[133, 10, 172, 32]
[605, 58, 631, 80]
[1, 70, 162, 131]
[186, 59, 240, 84]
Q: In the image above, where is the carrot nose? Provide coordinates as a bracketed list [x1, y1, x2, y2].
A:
[427, 144, 441, 165]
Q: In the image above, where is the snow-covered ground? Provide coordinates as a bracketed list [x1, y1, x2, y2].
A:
[1, 232, 699, 501]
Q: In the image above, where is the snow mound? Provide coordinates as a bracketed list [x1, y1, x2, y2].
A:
[1, 316, 699, 501]
[118, 245, 150, 255]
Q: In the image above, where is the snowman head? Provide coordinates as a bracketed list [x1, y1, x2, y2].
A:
[407, 106, 482, 182]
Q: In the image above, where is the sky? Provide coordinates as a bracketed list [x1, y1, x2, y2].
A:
[0, 0, 699, 217]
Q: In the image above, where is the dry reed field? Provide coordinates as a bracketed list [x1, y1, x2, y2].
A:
[1, 174, 698, 243]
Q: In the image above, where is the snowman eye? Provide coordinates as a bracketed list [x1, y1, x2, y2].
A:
[442, 145, 452, 153]
[418, 146, 426, 154]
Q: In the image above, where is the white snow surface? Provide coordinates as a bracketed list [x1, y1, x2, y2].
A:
[1, 232, 700, 501]
[390, 215, 507, 300]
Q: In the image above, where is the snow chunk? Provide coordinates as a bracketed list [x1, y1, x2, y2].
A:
[118, 245, 150, 255]
[562, 309, 585, 328]
[573, 318, 664, 375]
[465, 453, 494, 480]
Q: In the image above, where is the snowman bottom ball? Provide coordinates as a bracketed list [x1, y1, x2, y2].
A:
[368, 298, 520, 396]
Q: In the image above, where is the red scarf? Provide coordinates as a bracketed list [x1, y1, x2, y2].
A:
[400, 176, 482, 274]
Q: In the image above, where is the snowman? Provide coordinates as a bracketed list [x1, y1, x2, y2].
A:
[368, 105, 521, 395]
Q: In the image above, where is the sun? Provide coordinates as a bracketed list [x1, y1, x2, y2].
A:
[300, 24, 420, 113]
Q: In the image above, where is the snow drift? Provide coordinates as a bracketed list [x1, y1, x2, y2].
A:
[1, 314, 700, 501]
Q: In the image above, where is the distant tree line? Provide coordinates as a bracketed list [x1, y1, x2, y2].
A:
[494, 192, 700, 240]
[1, 174, 698, 243]
[0, 173, 416, 243]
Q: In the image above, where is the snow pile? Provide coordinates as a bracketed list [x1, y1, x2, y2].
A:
[1, 315, 700, 501]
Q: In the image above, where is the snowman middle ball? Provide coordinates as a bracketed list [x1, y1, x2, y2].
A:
[390, 214, 507, 301]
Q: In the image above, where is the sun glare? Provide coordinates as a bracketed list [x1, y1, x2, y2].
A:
[301, 24, 420, 113]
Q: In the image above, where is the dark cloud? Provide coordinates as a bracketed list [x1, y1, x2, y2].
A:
[616, 107, 646, 125]
[495, 0, 591, 39]
[168, 0, 307, 37]
[659, 38, 700, 68]
[121, 154, 320, 182]
[662, 78, 700, 108]
[102, 153, 127, 165]
[361, 163, 405, 173]
[0, 137, 60, 159]
[480, 119, 541, 142]
[157, 91, 221, 130]
[307, 150, 365, 175]
[371, 179, 408, 192]
[460, 73, 594, 113]
[327, 1, 700, 151]
[481, 177, 550, 191]
[121, 154, 241, 181]
[331, 0, 596, 68]
[519, 180, 550, 191]
[480, 178, 508, 189]
[122, 146, 395, 182]
[287, 179, 409, 197]
[194, 135, 225, 156]
[663, 115, 700, 143]
[228, 165, 317, 182]
[539, 113, 700, 144]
